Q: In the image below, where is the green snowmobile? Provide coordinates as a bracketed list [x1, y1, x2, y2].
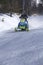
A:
[15, 18, 29, 32]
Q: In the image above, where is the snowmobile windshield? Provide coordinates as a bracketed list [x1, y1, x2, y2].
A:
[20, 18, 25, 22]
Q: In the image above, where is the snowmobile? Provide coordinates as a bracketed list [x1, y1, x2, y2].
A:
[15, 18, 29, 32]
[15, 12, 29, 32]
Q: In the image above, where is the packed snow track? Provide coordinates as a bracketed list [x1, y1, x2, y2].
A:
[0, 29, 43, 65]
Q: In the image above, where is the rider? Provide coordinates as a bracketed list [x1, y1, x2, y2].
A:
[20, 12, 28, 23]
[18, 12, 28, 29]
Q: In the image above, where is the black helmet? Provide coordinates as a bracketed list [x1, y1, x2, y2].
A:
[20, 12, 28, 19]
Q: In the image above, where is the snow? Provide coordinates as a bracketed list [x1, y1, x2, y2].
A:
[0, 29, 43, 65]
[28, 14, 43, 29]
[0, 13, 43, 65]
[0, 13, 43, 32]
[0, 13, 20, 32]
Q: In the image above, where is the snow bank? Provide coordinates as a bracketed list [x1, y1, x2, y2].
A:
[0, 13, 20, 32]
[28, 14, 43, 29]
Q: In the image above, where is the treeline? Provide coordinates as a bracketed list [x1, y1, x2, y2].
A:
[0, 0, 31, 13]
[0, 0, 43, 15]
[0, 0, 24, 13]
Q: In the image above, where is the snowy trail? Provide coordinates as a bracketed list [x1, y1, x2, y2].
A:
[0, 14, 43, 65]
[0, 29, 43, 65]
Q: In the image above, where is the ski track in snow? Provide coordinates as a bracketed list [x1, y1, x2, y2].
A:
[0, 29, 43, 65]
